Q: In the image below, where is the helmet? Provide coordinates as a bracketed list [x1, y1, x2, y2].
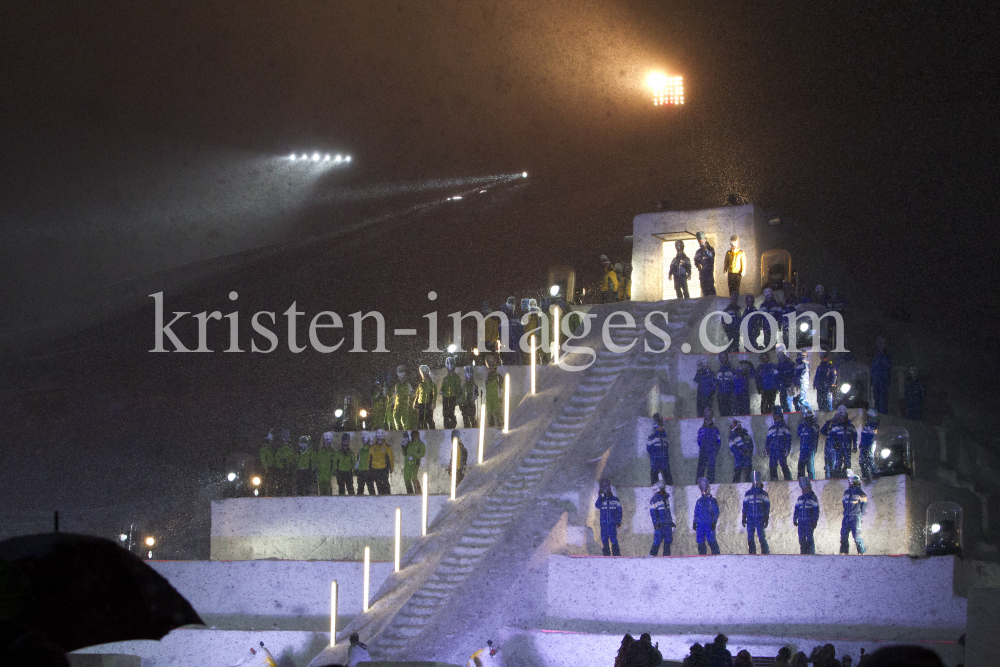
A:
[775, 342, 786, 355]
[718, 351, 729, 363]
[323, 431, 334, 445]
[341, 434, 351, 447]
[697, 477, 711, 494]
[798, 477, 812, 493]
[751, 470, 762, 487]
[744, 293, 754, 306]
[763, 287, 773, 299]
[419, 364, 431, 379]
[731, 418, 741, 429]
[703, 408, 713, 422]
[772, 405, 783, 420]
[804, 409, 815, 421]
[730, 234, 739, 243]
[451, 429, 461, 440]
[845, 469, 859, 484]
[867, 408, 879, 419]
[599, 254, 610, 264]
[265, 429, 274, 443]
[401, 431, 411, 444]
[697, 357, 707, 368]
[464, 365, 474, 380]
[485, 355, 496, 367]
[528, 298, 538, 311]
[599, 479, 611, 494]
[481, 300, 490, 313]
[696, 231, 706, 241]
[298, 435, 310, 450]
[614, 263, 623, 273]
[652, 412, 662, 424]
[837, 405, 848, 417]
[375, 428, 385, 441]
[396, 365, 407, 379]
[674, 240, 684, 252]
[410, 430, 421, 440]
[361, 430, 371, 444]
[506, 296, 516, 309]
[445, 356, 456, 371]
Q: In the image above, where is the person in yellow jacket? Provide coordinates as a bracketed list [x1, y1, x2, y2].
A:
[599, 255, 619, 303]
[369, 429, 395, 495]
[355, 431, 377, 495]
[392, 365, 417, 430]
[403, 430, 426, 494]
[617, 263, 632, 301]
[724, 234, 746, 296]
[313, 432, 335, 496]
[412, 364, 437, 430]
[482, 300, 501, 353]
[523, 299, 541, 365]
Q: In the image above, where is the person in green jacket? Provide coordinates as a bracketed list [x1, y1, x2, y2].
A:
[356, 431, 376, 495]
[403, 430, 426, 494]
[447, 429, 469, 487]
[332, 433, 356, 495]
[485, 356, 504, 428]
[413, 365, 438, 430]
[313, 432, 335, 496]
[294, 435, 315, 496]
[275, 429, 295, 496]
[371, 377, 388, 431]
[459, 365, 479, 428]
[392, 365, 416, 431]
[259, 430, 276, 497]
[440, 357, 463, 430]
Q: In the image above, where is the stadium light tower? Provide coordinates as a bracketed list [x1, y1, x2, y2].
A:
[647, 72, 684, 106]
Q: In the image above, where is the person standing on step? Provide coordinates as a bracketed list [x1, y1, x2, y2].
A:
[694, 358, 717, 419]
[776, 344, 796, 413]
[668, 240, 692, 299]
[356, 431, 376, 495]
[792, 351, 811, 412]
[840, 470, 867, 555]
[729, 418, 754, 483]
[760, 287, 783, 350]
[259, 430, 276, 497]
[599, 255, 620, 303]
[369, 429, 394, 494]
[348, 633, 371, 667]
[694, 231, 716, 296]
[459, 365, 480, 428]
[797, 409, 820, 480]
[704, 634, 733, 667]
[413, 365, 438, 430]
[821, 405, 857, 478]
[722, 293, 742, 352]
[403, 430, 426, 494]
[904, 367, 926, 421]
[793, 476, 820, 554]
[595, 479, 623, 556]
[294, 436, 315, 496]
[392, 365, 417, 430]
[814, 350, 837, 412]
[314, 432, 335, 496]
[724, 234, 745, 296]
[742, 471, 771, 554]
[275, 429, 295, 497]
[734, 357, 755, 416]
[694, 477, 721, 555]
[765, 407, 794, 481]
[858, 409, 879, 481]
[696, 409, 721, 483]
[756, 352, 780, 415]
[648, 480, 676, 556]
[332, 434, 356, 495]
[716, 351, 736, 417]
[740, 293, 761, 352]
[871, 336, 892, 415]
[440, 357, 463, 430]
[370, 376, 388, 431]
[646, 413, 673, 486]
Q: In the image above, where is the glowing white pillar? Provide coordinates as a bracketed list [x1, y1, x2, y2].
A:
[329, 580, 338, 646]
[503, 372, 510, 433]
[530, 334, 537, 395]
[421, 472, 428, 536]
[394, 507, 401, 572]
[478, 404, 486, 464]
[552, 305, 560, 364]
[363, 546, 370, 612]
[451, 437, 458, 500]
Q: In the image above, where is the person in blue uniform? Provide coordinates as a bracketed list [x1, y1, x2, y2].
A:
[742, 471, 771, 555]
[756, 352, 780, 415]
[813, 350, 837, 412]
[595, 478, 623, 556]
[694, 477, 721, 555]
[797, 409, 820, 480]
[776, 345, 796, 412]
[646, 413, 673, 486]
[904, 367, 925, 421]
[734, 358, 755, 416]
[668, 240, 692, 299]
[759, 287, 783, 350]
[740, 293, 761, 352]
[792, 351, 811, 411]
[841, 470, 867, 554]
[648, 480, 675, 556]
[871, 336, 892, 415]
[722, 294, 742, 352]
[716, 351, 736, 417]
[694, 358, 717, 419]
[858, 409, 879, 481]
[729, 418, 754, 483]
[694, 231, 716, 296]
[765, 407, 793, 481]
[821, 405, 857, 478]
[696, 409, 721, 484]
[793, 477, 820, 554]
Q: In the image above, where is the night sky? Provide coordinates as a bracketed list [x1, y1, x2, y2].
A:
[1, 2, 997, 553]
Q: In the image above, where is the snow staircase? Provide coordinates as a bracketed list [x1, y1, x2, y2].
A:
[367, 301, 696, 659]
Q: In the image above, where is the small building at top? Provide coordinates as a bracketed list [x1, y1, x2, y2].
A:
[631, 204, 785, 302]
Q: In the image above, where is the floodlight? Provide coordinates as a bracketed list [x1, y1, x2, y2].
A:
[840, 383, 851, 393]
[335, 409, 344, 418]
[550, 285, 560, 296]
[447, 344, 457, 353]
[145, 537, 155, 547]
[227, 472, 237, 482]
[252, 476, 261, 486]
[648, 72, 684, 106]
